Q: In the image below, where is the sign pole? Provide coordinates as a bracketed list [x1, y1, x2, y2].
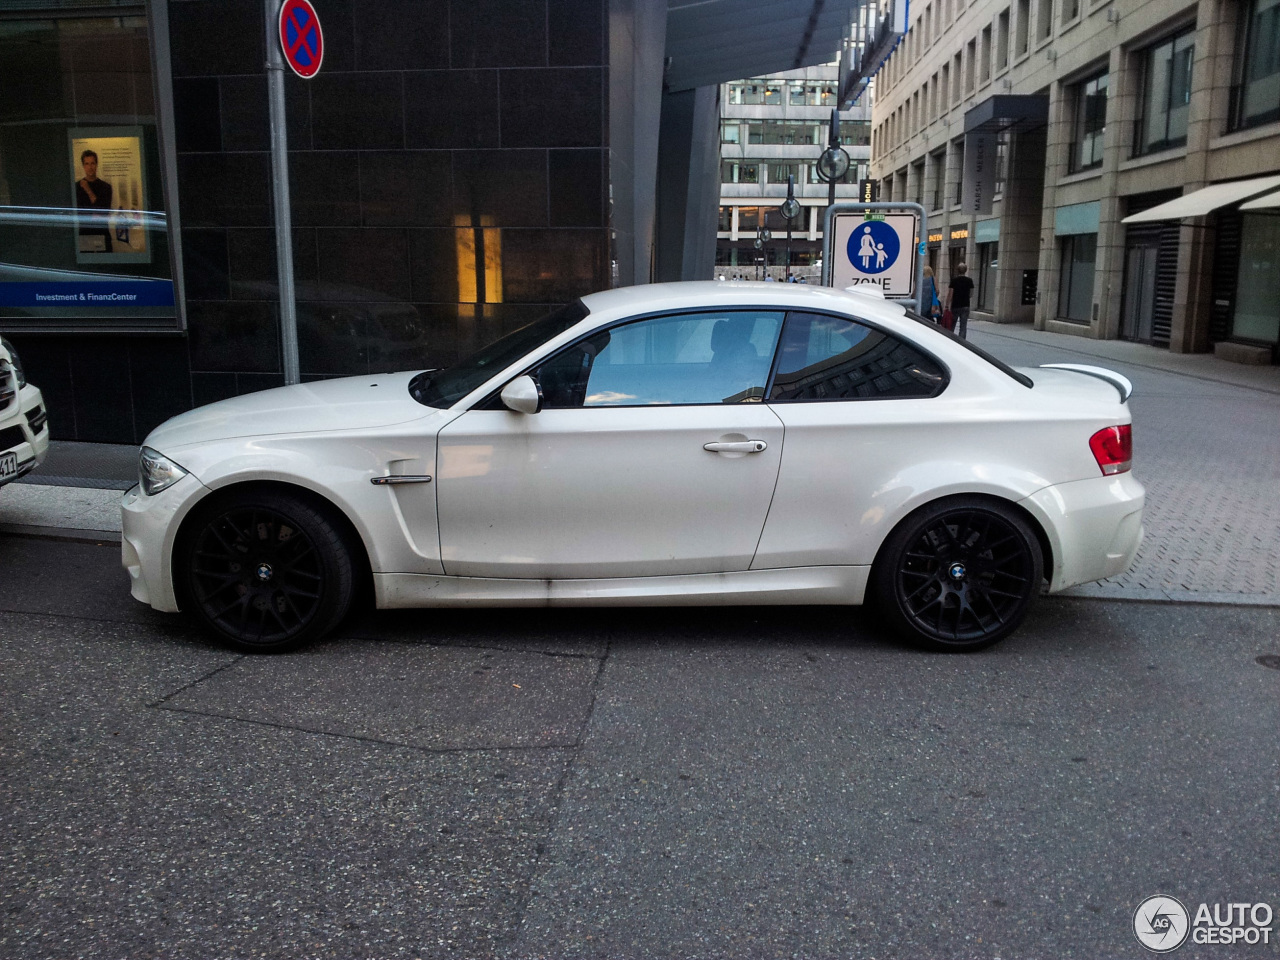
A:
[265, 0, 301, 386]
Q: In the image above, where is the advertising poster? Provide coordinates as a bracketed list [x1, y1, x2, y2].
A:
[68, 126, 150, 264]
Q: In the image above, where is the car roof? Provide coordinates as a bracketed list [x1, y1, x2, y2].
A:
[578, 281, 908, 323]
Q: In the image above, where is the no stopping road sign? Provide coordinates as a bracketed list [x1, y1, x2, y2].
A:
[279, 0, 324, 78]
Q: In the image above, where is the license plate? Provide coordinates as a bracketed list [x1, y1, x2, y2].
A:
[0, 450, 17, 482]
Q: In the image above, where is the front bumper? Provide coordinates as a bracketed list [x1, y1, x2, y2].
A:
[0, 384, 50, 486]
[121, 473, 210, 612]
[1019, 471, 1145, 593]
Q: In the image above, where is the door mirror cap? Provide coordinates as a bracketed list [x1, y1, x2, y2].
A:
[500, 375, 542, 414]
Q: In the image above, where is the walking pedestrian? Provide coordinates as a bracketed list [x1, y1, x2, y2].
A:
[946, 262, 975, 339]
[921, 265, 941, 321]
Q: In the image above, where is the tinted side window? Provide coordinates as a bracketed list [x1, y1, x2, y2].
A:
[535, 311, 784, 407]
[768, 312, 947, 401]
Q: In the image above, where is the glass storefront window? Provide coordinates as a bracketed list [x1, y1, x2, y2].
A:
[1137, 31, 1193, 155]
[1058, 233, 1097, 322]
[0, 14, 175, 325]
[1232, 213, 1280, 343]
[977, 242, 998, 310]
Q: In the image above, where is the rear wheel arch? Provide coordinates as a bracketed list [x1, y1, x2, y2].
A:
[869, 492, 1053, 651]
[874, 492, 1054, 588]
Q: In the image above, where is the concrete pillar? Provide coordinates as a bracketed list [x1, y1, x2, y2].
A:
[1169, 0, 1234, 351]
[655, 85, 720, 282]
[1094, 44, 1131, 340]
[1035, 80, 1069, 330]
[995, 126, 1045, 323]
[608, 0, 666, 287]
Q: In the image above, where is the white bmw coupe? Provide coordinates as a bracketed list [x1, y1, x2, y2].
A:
[123, 282, 1144, 653]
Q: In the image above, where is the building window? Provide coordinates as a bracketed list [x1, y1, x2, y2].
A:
[1233, 0, 1280, 130]
[718, 207, 734, 232]
[1061, 0, 1079, 24]
[1058, 233, 1097, 322]
[1231, 213, 1280, 343]
[994, 140, 1007, 194]
[981, 26, 993, 83]
[998, 8, 1011, 68]
[762, 84, 782, 105]
[721, 121, 741, 144]
[768, 162, 801, 185]
[737, 207, 762, 231]
[790, 85, 806, 105]
[966, 39, 977, 91]
[1016, 0, 1031, 55]
[1136, 31, 1194, 155]
[1070, 72, 1108, 173]
[1037, 0, 1053, 42]
[721, 161, 759, 184]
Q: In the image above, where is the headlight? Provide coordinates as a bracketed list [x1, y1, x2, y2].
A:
[139, 446, 189, 496]
[1, 336, 25, 387]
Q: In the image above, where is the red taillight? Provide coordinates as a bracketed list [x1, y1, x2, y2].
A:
[1089, 424, 1132, 475]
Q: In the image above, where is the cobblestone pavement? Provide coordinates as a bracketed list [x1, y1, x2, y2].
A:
[970, 322, 1280, 606]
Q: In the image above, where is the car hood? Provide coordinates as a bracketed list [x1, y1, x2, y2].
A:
[147, 371, 435, 450]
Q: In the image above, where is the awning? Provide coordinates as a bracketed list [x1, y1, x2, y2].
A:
[1240, 188, 1280, 211]
[1122, 175, 1280, 223]
[964, 95, 1050, 134]
[665, 0, 857, 92]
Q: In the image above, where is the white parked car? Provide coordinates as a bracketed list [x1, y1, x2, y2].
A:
[122, 282, 1144, 653]
[1, 336, 49, 489]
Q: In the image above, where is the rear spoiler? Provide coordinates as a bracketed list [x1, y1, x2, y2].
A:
[1039, 364, 1133, 402]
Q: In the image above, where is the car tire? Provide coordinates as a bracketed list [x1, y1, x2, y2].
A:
[872, 496, 1043, 652]
[177, 489, 355, 653]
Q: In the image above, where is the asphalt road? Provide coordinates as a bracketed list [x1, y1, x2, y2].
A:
[2, 535, 1278, 959]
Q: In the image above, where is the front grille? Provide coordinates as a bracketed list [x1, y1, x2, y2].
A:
[0, 424, 25, 453]
[0, 362, 16, 410]
[26, 404, 47, 435]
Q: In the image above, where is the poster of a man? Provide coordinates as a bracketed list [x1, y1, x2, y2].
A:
[75, 149, 114, 254]
[68, 128, 150, 264]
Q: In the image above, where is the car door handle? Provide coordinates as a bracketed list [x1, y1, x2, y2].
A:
[703, 440, 767, 454]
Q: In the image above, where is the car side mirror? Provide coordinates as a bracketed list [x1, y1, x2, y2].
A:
[500, 375, 542, 414]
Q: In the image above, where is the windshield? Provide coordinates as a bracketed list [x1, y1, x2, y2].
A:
[409, 299, 590, 407]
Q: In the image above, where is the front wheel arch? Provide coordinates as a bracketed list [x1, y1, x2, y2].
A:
[172, 481, 374, 637]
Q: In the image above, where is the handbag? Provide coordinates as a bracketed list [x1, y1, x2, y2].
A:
[941, 309, 955, 331]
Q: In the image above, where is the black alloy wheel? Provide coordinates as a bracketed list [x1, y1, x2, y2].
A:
[179, 490, 355, 653]
[873, 497, 1043, 651]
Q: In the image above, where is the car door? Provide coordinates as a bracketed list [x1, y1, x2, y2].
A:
[435, 309, 787, 579]
[752, 310, 950, 569]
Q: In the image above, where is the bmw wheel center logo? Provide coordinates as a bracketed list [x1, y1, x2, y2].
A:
[949, 562, 966, 580]
[256, 562, 274, 582]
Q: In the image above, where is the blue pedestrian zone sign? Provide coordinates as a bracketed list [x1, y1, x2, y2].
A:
[830, 212, 919, 297]
[848, 220, 900, 274]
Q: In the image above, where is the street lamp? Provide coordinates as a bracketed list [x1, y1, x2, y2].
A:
[780, 175, 801, 281]
[814, 107, 851, 212]
[754, 215, 772, 280]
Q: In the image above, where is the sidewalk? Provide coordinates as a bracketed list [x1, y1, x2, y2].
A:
[970, 318, 1280, 395]
[3, 326, 1278, 607]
